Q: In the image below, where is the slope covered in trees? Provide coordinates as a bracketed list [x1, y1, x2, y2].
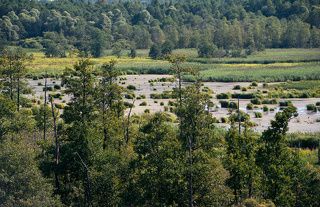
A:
[0, 0, 319, 58]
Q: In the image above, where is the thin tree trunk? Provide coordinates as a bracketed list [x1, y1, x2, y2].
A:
[50, 97, 60, 192]
[9, 74, 13, 100]
[102, 100, 107, 150]
[238, 97, 241, 135]
[76, 152, 92, 207]
[125, 100, 135, 144]
[188, 135, 193, 207]
[43, 73, 47, 140]
[17, 77, 20, 111]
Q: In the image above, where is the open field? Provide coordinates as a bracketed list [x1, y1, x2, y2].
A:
[26, 48, 320, 83]
[187, 62, 320, 82]
[189, 48, 320, 64]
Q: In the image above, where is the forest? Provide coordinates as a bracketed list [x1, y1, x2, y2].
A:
[1, 0, 320, 207]
[0, 0, 320, 58]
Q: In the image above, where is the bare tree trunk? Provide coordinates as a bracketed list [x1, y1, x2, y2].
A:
[188, 136, 193, 207]
[102, 100, 107, 150]
[43, 73, 47, 140]
[17, 77, 20, 111]
[76, 152, 92, 207]
[125, 100, 135, 144]
[238, 97, 241, 135]
[50, 97, 60, 192]
[9, 74, 13, 100]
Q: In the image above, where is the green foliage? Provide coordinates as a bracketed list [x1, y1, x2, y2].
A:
[0, 95, 16, 139]
[256, 106, 300, 206]
[198, 41, 218, 58]
[149, 44, 162, 59]
[177, 83, 232, 206]
[225, 124, 260, 203]
[0, 140, 62, 206]
[124, 113, 186, 206]
[306, 104, 317, 112]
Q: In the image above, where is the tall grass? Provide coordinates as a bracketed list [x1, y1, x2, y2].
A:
[26, 49, 320, 83]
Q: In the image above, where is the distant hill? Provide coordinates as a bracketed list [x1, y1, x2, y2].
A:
[0, 0, 319, 57]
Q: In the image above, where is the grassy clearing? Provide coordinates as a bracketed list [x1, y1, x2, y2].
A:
[185, 62, 320, 82]
[26, 49, 320, 83]
[27, 52, 170, 75]
[189, 48, 320, 64]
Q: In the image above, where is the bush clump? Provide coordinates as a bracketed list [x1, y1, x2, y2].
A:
[306, 104, 317, 112]
[251, 98, 262, 105]
[139, 101, 147, 106]
[251, 82, 258, 87]
[127, 85, 136, 90]
[232, 93, 256, 99]
[279, 100, 292, 107]
[216, 93, 231, 99]
[220, 101, 238, 109]
[54, 84, 61, 90]
[263, 105, 269, 112]
[233, 85, 241, 90]
[247, 103, 253, 110]
[254, 112, 263, 118]
[262, 99, 278, 105]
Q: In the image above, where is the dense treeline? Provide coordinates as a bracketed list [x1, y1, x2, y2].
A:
[0, 0, 320, 58]
[1, 51, 320, 206]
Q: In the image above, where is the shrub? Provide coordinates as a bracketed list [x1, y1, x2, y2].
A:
[262, 99, 278, 104]
[144, 109, 150, 113]
[263, 105, 269, 112]
[251, 82, 258, 87]
[54, 84, 61, 90]
[43, 86, 53, 91]
[220, 101, 229, 108]
[306, 104, 317, 112]
[160, 102, 164, 106]
[247, 103, 253, 110]
[233, 85, 241, 90]
[229, 102, 238, 109]
[254, 112, 263, 118]
[279, 100, 292, 107]
[216, 93, 230, 99]
[229, 111, 250, 122]
[232, 93, 256, 99]
[316, 102, 320, 106]
[150, 91, 174, 99]
[251, 98, 261, 105]
[139, 101, 147, 106]
[241, 87, 247, 92]
[127, 85, 136, 90]
[220, 101, 238, 109]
